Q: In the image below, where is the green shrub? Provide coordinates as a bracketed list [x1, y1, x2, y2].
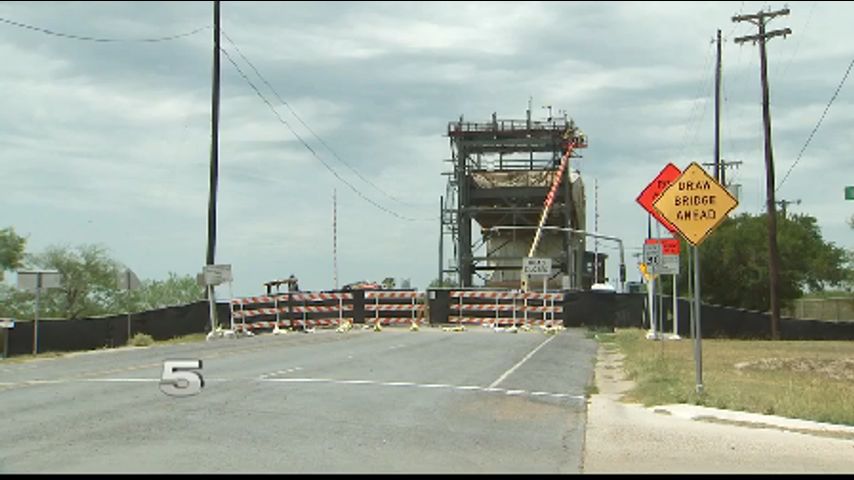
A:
[129, 333, 154, 347]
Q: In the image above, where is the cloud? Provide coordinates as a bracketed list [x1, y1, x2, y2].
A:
[0, 1, 851, 296]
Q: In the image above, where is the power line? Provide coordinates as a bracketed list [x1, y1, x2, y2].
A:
[776, 1, 817, 79]
[220, 46, 433, 222]
[0, 15, 209, 42]
[220, 31, 418, 207]
[777, 57, 854, 192]
[675, 40, 716, 161]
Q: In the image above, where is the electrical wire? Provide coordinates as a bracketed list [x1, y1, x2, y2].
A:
[776, 58, 854, 192]
[675, 40, 716, 162]
[220, 46, 436, 222]
[0, 15, 209, 42]
[775, 1, 817, 79]
[220, 30, 418, 207]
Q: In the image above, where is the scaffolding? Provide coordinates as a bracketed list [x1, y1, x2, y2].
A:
[439, 109, 589, 288]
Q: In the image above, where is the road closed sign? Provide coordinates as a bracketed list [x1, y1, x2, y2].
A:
[523, 257, 552, 276]
[653, 162, 738, 246]
[636, 163, 682, 233]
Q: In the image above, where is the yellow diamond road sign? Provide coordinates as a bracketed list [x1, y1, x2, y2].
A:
[652, 162, 738, 246]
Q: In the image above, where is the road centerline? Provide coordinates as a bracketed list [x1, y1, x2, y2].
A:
[488, 335, 557, 388]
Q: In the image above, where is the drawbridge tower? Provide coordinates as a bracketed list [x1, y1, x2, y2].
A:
[439, 108, 589, 289]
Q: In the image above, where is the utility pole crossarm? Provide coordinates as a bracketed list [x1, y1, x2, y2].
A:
[732, 8, 790, 23]
[734, 28, 792, 45]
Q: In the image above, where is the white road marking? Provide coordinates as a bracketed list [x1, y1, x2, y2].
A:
[256, 376, 580, 401]
[262, 378, 332, 383]
[84, 378, 159, 383]
[488, 335, 556, 388]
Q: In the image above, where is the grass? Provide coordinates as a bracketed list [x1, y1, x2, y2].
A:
[599, 328, 854, 426]
[1, 350, 65, 364]
[584, 325, 615, 339]
[128, 333, 155, 347]
[152, 333, 207, 345]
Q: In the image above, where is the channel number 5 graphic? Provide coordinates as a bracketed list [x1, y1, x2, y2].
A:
[160, 359, 204, 397]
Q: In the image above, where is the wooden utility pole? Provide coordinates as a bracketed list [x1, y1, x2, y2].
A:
[333, 189, 338, 290]
[776, 198, 801, 219]
[204, 1, 221, 329]
[733, 7, 791, 340]
[206, 0, 221, 267]
[714, 29, 722, 183]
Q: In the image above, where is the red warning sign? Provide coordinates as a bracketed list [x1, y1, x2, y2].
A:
[636, 163, 682, 233]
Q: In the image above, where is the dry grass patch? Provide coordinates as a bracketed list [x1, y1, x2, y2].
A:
[602, 328, 854, 426]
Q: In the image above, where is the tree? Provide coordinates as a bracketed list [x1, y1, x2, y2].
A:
[130, 273, 204, 310]
[0, 227, 26, 281]
[28, 244, 123, 320]
[677, 213, 847, 311]
[381, 277, 396, 289]
[1, 241, 207, 319]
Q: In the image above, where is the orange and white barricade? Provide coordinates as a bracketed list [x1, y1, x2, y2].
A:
[364, 290, 426, 327]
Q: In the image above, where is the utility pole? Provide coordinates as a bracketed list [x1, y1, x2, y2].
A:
[204, 0, 221, 330]
[333, 189, 338, 290]
[439, 195, 444, 287]
[702, 159, 743, 187]
[594, 178, 599, 284]
[206, 0, 221, 267]
[776, 198, 801, 219]
[733, 6, 791, 340]
[714, 29, 722, 183]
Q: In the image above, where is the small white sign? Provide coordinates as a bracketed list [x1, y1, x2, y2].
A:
[657, 255, 681, 275]
[642, 243, 662, 273]
[16, 270, 62, 292]
[0, 319, 14, 329]
[523, 257, 552, 276]
[203, 264, 232, 286]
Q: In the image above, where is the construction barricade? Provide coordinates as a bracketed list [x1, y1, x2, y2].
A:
[446, 290, 564, 327]
[364, 290, 426, 327]
[230, 292, 354, 333]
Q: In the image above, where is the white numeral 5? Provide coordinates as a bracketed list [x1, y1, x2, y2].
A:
[160, 359, 204, 397]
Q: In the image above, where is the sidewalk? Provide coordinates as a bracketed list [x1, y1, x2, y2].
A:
[582, 343, 854, 473]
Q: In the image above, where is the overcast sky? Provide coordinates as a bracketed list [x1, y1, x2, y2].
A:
[1, 1, 851, 296]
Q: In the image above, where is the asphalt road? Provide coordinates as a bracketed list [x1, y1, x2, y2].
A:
[0, 327, 597, 473]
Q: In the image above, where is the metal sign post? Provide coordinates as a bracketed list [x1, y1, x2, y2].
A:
[17, 270, 62, 355]
[34, 281, 40, 355]
[642, 241, 662, 339]
[673, 273, 679, 338]
[647, 274, 656, 338]
[523, 258, 551, 323]
[660, 238, 681, 339]
[693, 245, 703, 395]
[118, 269, 141, 343]
[202, 264, 233, 336]
[653, 162, 738, 396]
